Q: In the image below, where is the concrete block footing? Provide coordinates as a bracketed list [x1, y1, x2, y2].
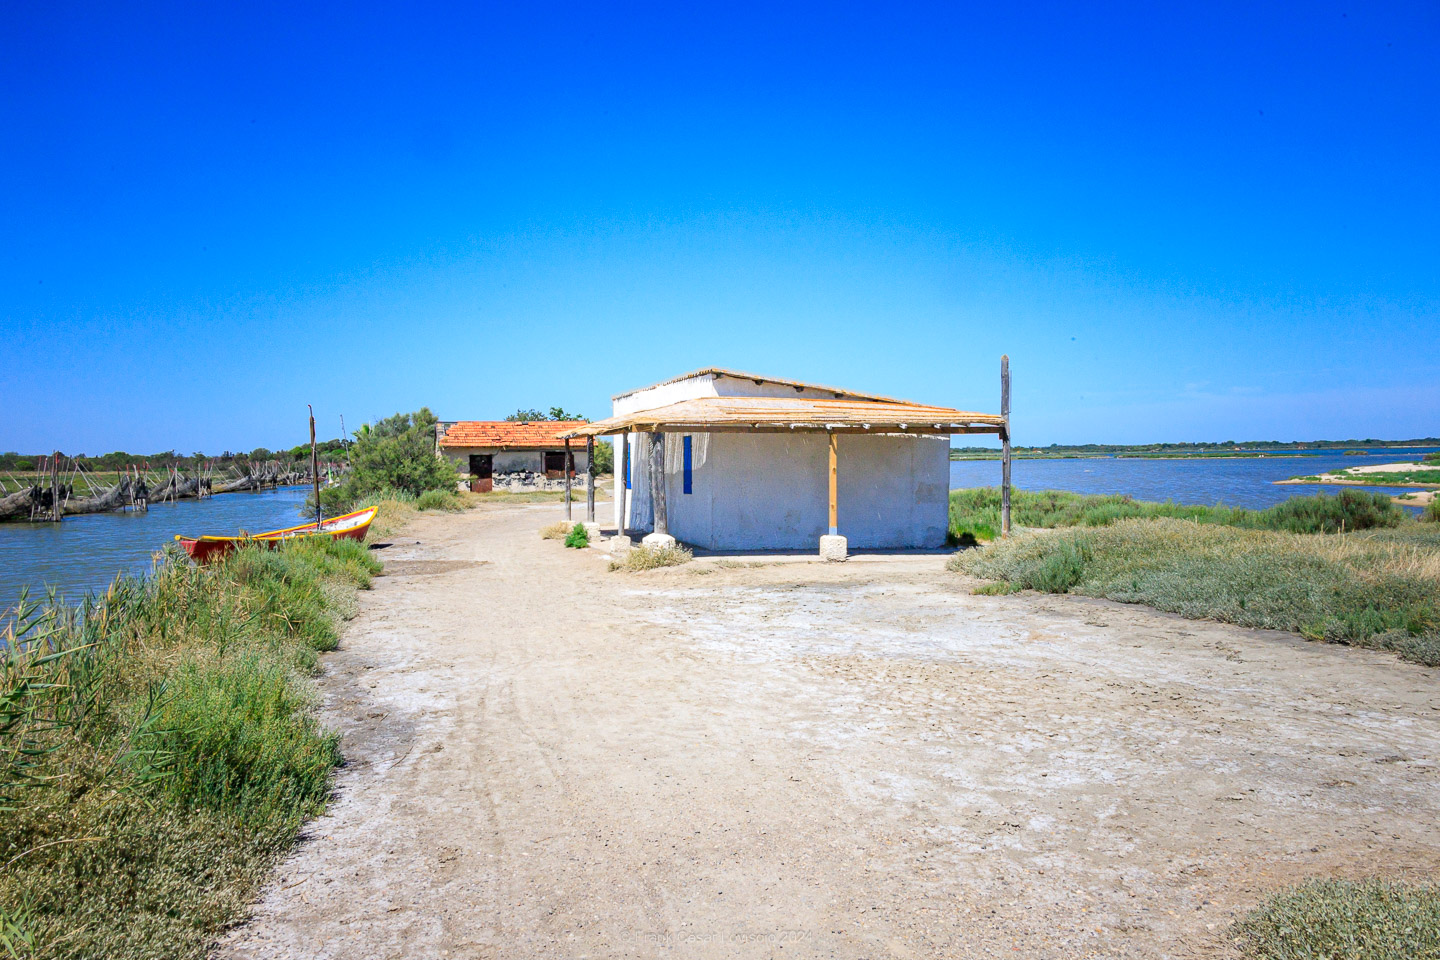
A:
[583, 522, 601, 541]
[819, 534, 848, 562]
[609, 535, 633, 553]
[642, 532, 677, 549]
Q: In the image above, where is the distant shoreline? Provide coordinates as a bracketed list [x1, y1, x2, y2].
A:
[951, 443, 1439, 462]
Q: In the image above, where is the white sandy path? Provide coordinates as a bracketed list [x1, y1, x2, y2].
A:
[215, 504, 1440, 960]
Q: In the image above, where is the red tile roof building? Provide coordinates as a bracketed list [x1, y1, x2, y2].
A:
[438, 421, 588, 449]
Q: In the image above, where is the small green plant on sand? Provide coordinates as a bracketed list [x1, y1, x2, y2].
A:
[564, 523, 589, 549]
[1234, 878, 1440, 959]
[540, 521, 571, 540]
[609, 543, 693, 572]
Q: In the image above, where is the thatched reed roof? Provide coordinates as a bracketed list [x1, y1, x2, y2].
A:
[558, 396, 1006, 438]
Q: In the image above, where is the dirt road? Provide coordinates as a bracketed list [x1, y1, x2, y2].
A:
[216, 504, 1440, 959]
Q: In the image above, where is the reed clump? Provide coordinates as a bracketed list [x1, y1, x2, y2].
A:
[951, 519, 1440, 665]
[0, 536, 380, 959]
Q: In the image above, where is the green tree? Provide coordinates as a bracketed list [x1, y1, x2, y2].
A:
[590, 437, 614, 475]
[321, 407, 457, 511]
[504, 407, 588, 422]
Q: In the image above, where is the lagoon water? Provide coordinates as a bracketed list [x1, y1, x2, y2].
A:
[1, 448, 1435, 613]
[0, 486, 311, 613]
[950, 447, 1437, 510]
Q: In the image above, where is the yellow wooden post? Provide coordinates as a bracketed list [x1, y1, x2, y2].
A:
[828, 432, 838, 536]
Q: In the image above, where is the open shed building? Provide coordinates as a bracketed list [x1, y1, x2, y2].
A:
[436, 421, 589, 492]
[560, 365, 1011, 557]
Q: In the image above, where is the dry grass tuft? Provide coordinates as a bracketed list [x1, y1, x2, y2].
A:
[540, 521, 572, 540]
[609, 543, 693, 572]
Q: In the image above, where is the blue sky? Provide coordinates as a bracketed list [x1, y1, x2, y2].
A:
[3, 2, 1436, 454]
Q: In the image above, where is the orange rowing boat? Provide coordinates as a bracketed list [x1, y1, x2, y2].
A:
[174, 506, 378, 563]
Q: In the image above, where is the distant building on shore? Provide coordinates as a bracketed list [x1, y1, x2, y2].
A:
[436, 421, 589, 492]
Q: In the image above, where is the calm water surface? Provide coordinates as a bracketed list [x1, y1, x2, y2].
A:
[950, 447, 1437, 510]
[0, 487, 311, 612]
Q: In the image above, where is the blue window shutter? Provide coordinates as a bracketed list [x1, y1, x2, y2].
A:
[682, 436, 693, 494]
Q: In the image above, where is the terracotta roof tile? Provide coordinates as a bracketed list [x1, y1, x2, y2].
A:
[439, 421, 588, 449]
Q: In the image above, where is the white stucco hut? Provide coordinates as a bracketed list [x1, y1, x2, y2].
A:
[559, 366, 1011, 557]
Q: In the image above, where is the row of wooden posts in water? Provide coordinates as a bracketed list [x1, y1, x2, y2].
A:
[0, 455, 342, 523]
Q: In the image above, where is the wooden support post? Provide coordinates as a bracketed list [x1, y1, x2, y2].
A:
[615, 432, 628, 535]
[309, 405, 322, 527]
[1000, 354, 1012, 538]
[585, 435, 595, 522]
[51, 451, 61, 522]
[564, 438, 573, 520]
[650, 432, 667, 536]
[827, 432, 838, 536]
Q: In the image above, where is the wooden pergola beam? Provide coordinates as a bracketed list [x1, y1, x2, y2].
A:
[577, 424, 1005, 436]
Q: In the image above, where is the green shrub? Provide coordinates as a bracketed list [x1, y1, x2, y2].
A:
[1425, 498, 1440, 524]
[564, 523, 589, 549]
[953, 520, 1440, 665]
[318, 408, 457, 513]
[1259, 488, 1406, 534]
[1235, 878, 1440, 959]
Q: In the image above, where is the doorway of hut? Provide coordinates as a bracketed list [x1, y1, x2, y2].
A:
[468, 454, 493, 493]
[543, 451, 569, 479]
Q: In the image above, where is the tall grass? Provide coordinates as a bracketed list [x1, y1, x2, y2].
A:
[952, 519, 1440, 665]
[0, 536, 379, 959]
[949, 487, 1408, 542]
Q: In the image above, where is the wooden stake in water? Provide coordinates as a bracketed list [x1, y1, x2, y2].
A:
[309, 405, 322, 528]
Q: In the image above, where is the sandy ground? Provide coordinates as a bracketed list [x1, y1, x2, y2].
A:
[215, 504, 1440, 960]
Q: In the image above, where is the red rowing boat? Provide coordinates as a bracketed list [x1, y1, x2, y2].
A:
[174, 506, 378, 563]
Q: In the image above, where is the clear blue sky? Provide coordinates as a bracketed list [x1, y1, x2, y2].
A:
[3, 2, 1436, 454]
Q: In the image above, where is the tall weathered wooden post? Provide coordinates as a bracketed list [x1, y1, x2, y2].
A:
[649, 432, 668, 539]
[585, 435, 595, 522]
[308, 405, 321, 527]
[564, 438, 573, 520]
[51, 451, 62, 522]
[1000, 355, 1012, 538]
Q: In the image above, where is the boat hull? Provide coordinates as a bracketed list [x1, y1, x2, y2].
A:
[176, 506, 378, 563]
